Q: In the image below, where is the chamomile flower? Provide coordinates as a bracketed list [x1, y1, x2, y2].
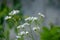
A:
[33, 17, 38, 20]
[16, 36, 21, 38]
[25, 17, 38, 21]
[9, 10, 20, 15]
[17, 25, 21, 29]
[20, 31, 26, 35]
[5, 16, 11, 20]
[33, 17, 38, 21]
[23, 23, 30, 26]
[33, 27, 40, 31]
[17, 23, 29, 29]
[26, 31, 29, 34]
[21, 25, 25, 28]
[17, 25, 24, 29]
[25, 17, 32, 21]
[38, 13, 45, 17]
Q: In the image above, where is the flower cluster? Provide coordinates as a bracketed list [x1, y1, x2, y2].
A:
[16, 22, 30, 40]
[4, 10, 20, 20]
[16, 12, 45, 40]
[33, 27, 40, 31]
[25, 17, 38, 21]
[38, 13, 45, 17]
[16, 31, 29, 39]
[17, 22, 30, 29]
[9, 10, 20, 15]
[5, 16, 11, 20]
[18, 31, 29, 36]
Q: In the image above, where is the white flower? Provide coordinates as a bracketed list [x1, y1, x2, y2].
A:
[25, 17, 38, 21]
[17, 25, 24, 29]
[21, 25, 24, 28]
[33, 17, 38, 20]
[33, 27, 40, 31]
[17, 25, 21, 29]
[33, 17, 38, 21]
[37, 27, 40, 30]
[25, 17, 32, 21]
[9, 10, 20, 15]
[18, 31, 29, 35]
[26, 31, 29, 34]
[38, 13, 45, 17]
[20, 31, 25, 35]
[33, 27, 37, 31]
[17, 23, 29, 29]
[5, 16, 11, 20]
[16, 36, 21, 38]
[23, 23, 30, 26]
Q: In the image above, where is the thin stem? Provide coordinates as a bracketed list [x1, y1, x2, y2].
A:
[29, 24, 34, 40]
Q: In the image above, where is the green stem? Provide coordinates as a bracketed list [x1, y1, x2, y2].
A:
[29, 24, 34, 40]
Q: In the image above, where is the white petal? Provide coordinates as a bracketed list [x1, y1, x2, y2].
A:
[38, 13, 45, 17]
[26, 31, 29, 34]
[17, 25, 21, 29]
[9, 10, 20, 15]
[5, 16, 11, 20]
[20, 31, 25, 35]
[23, 23, 30, 26]
[16, 36, 21, 38]
[33, 17, 38, 21]
[33, 27, 37, 31]
[33, 27, 40, 31]
[25, 17, 31, 21]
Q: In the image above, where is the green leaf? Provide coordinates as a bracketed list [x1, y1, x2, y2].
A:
[40, 25, 60, 40]
[7, 19, 15, 29]
[4, 30, 10, 40]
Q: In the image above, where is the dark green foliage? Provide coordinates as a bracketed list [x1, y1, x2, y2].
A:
[4, 29, 10, 40]
[40, 25, 60, 40]
[0, 0, 24, 40]
[0, 17, 4, 25]
[48, 0, 55, 6]
[0, 25, 4, 39]
[13, 0, 22, 10]
[13, 0, 20, 6]
[0, 0, 23, 40]
[6, 11, 23, 29]
[0, 0, 10, 39]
